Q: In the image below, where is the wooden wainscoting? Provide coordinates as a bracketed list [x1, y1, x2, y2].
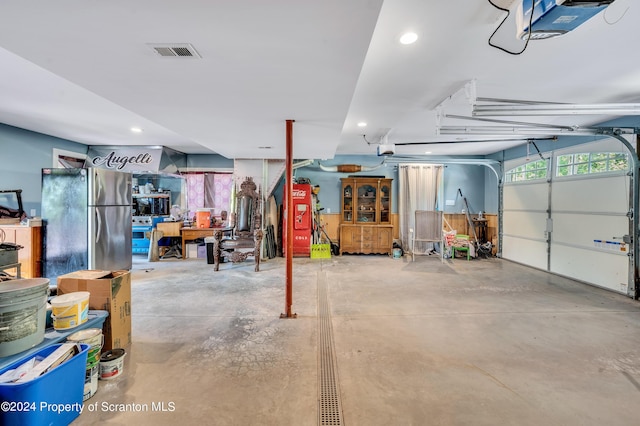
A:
[444, 213, 498, 254]
[319, 213, 340, 241]
[319, 213, 400, 243]
[320, 212, 501, 254]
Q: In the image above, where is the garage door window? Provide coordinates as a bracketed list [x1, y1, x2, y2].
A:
[505, 159, 548, 183]
[556, 152, 628, 177]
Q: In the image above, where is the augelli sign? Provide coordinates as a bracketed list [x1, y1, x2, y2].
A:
[86, 147, 163, 172]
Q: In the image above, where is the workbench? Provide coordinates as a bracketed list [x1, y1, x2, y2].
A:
[181, 227, 232, 259]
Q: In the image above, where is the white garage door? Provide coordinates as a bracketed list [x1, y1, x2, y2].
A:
[502, 139, 632, 294]
[502, 182, 549, 270]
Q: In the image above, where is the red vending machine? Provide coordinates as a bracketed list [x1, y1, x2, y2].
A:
[283, 183, 312, 257]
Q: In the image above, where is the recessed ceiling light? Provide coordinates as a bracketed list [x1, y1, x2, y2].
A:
[130, 127, 143, 133]
[357, 122, 367, 127]
[424, 151, 432, 154]
[400, 32, 418, 45]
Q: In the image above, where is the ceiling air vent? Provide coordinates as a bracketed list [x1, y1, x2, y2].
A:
[147, 43, 201, 58]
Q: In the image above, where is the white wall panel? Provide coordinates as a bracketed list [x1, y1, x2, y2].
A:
[550, 244, 629, 294]
[503, 236, 547, 270]
[552, 176, 629, 213]
[552, 213, 628, 247]
[234, 159, 265, 190]
[504, 183, 548, 210]
[550, 173, 629, 293]
[503, 181, 548, 269]
[503, 211, 547, 240]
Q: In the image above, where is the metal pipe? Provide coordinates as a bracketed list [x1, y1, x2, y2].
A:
[474, 103, 640, 116]
[476, 97, 568, 105]
[282, 119, 296, 318]
[317, 159, 386, 173]
[384, 157, 501, 182]
[439, 126, 596, 136]
[445, 114, 578, 130]
[498, 159, 504, 258]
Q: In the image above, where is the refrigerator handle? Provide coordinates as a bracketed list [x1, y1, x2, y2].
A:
[95, 170, 103, 203]
[95, 209, 102, 244]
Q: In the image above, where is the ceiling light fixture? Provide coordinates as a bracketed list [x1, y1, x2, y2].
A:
[357, 122, 367, 127]
[424, 151, 432, 154]
[399, 32, 418, 45]
[130, 127, 143, 133]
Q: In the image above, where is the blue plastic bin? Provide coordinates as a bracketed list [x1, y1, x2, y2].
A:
[0, 343, 89, 426]
[0, 311, 108, 372]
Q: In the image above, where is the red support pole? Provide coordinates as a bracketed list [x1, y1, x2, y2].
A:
[282, 119, 296, 318]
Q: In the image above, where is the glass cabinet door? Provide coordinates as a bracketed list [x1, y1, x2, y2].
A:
[380, 182, 391, 224]
[341, 178, 392, 225]
[357, 184, 376, 223]
[342, 184, 353, 222]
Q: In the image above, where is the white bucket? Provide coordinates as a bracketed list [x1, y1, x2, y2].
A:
[50, 291, 90, 330]
[67, 328, 103, 368]
[99, 348, 126, 380]
[83, 365, 99, 401]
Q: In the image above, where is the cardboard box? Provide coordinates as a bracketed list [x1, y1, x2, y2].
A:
[186, 243, 198, 258]
[57, 270, 131, 351]
[156, 221, 181, 237]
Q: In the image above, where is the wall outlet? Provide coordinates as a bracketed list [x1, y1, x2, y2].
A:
[30, 209, 36, 217]
[445, 199, 455, 206]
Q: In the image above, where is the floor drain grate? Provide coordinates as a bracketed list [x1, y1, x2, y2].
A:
[318, 271, 344, 425]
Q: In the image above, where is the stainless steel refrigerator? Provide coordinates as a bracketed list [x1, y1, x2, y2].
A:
[41, 168, 132, 282]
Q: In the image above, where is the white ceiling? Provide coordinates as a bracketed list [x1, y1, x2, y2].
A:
[0, 0, 637, 160]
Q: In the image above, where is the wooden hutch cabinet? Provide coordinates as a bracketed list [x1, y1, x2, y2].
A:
[339, 177, 393, 255]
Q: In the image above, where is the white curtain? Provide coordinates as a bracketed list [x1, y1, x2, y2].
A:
[398, 164, 443, 254]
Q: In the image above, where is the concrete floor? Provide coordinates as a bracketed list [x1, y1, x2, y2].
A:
[73, 253, 640, 426]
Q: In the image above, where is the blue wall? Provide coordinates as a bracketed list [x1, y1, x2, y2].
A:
[0, 124, 238, 216]
[270, 157, 490, 216]
[0, 124, 88, 216]
[292, 156, 397, 214]
[0, 120, 562, 221]
[484, 165, 500, 214]
[442, 163, 486, 214]
[186, 154, 234, 169]
[7, 119, 629, 220]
